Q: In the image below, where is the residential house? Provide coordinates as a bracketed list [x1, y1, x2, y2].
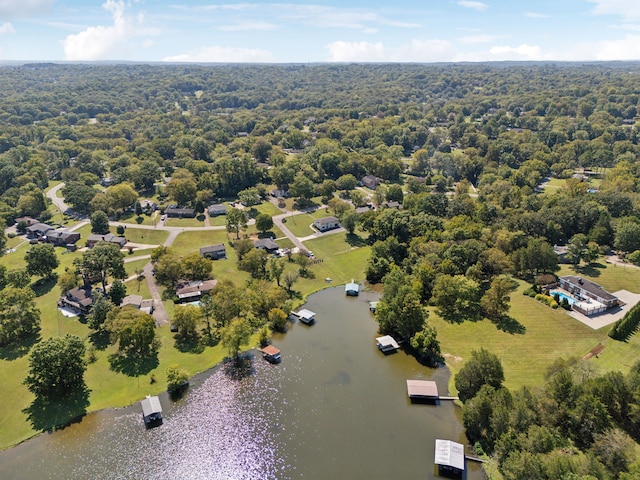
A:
[271, 189, 289, 198]
[313, 216, 340, 232]
[175, 279, 218, 303]
[360, 175, 380, 189]
[26, 222, 54, 239]
[200, 244, 227, 260]
[86, 233, 127, 248]
[254, 238, 279, 253]
[59, 286, 94, 315]
[208, 204, 227, 217]
[45, 229, 81, 246]
[121, 294, 155, 315]
[382, 200, 402, 209]
[553, 245, 569, 263]
[166, 207, 196, 218]
[138, 199, 158, 213]
[355, 205, 373, 215]
[15, 216, 38, 228]
[558, 275, 619, 312]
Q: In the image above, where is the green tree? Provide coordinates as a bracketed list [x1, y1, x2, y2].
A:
[75, 242, 126, 291]
[172, 304, 201, 339]
[289, 172, 315, 200]
[238, 187, 260, 207]
[221, 317, 252, 359]
[167, 176, 197, 206]
[341, 210, 359, 235]
[239, 248, 268, 279]
[268, 307, 289, 332]
[106, 183, 138, 212]
[153, 251, 184, 287]
[62, 181, 97, 214]
[90, 210, 110, 234]
[567, 233, 589, 266]
[108, 279, 127, 306]
[88, 294, 114, 331]
[106, 308, 158, 356]
[481, 275, 518, 320]
[455, 348, 505, 402]
[432, 274, 481, 322]
[386, 184, 404, 203]
[410, 324, 442, 366]
[166, 364, 189, 393]
[25, 243, 59, 278]
[182, 252, 213, 281]
[336, 174, 357, 193]
[226, 207, 248, 240]
[0, 286, 41, 345]
[615, 222, 640, 254]
[7, 269, 31, 288]
[24, 335, 87, 398]
[268, 258, 285, 286]
[57, 269, 79, 294]
[255, 213, 274, 234]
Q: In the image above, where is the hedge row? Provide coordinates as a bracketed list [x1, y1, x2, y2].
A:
[609, 302, 640, 340]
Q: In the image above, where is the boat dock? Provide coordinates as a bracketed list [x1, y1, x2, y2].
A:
[407, 380, 459, 402]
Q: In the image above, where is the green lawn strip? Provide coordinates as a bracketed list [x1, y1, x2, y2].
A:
[121, 227, 169, 246]
[164, 217, 206, 228]
[251, 201, 282, 217]
[124, 248, 154, 259]
[171, 230, 231, 256]
[274, 237, 295, 250]
[5, 235, 26, 249]
[208, 215, 227, 226]
[558, 261, 640, 293]
[124, 259, 151, 280]
[541, 178, 565, 194]
[119, 214, 159, 227]
[284, 214, 316, 237]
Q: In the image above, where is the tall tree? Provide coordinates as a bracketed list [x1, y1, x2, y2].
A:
[455, 348, 505, 402]
[24, 335, 86, 398]
[432, 274, 481, 322]
[75, 241, 126, 291]
[226, 207, 248, 240]
[221, 317, 252, 359]
[481, 276, 518, 320]
[106, 183, 138, 212]
[106, 308, 158, 356]
[0, 286, 41, 345]
[25, 243, 59, 278]
[255, 213, 274, 234]
[90, 210, 110, 234]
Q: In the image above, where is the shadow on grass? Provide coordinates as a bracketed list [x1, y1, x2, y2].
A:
[257, 231, 275, 239]
[88, 330, 110, 350]
[174, 333, 205, 354]
[0, 332, 40, 360]
[223, 353, 255, 380]
[493, 315, 526, 335]
[109, 350, 159, 376]
[345, 233, 367, 247]
[31, 276, 58, 297]
[571, 263, 602, 277]
[23, 386, 90, 433]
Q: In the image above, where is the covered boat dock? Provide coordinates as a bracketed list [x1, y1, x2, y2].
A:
[260, 345, 282, 363]
[141, 395, 163, 428]
[290, 308, 316, 325]
[434, 439, 465, 475]
[406, 380, 439, 400]
[376, 335, 400, 353]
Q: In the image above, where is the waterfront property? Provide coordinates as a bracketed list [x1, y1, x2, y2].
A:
[290, 308, 316, 325]
[345, 281, 359, 296]
[406, 380, 439, 401]
[376, 335, 400, 353]
[140, 395, 162, 428]
[434, 439, 465, 475]
[260, 345, 282, 364]
[558, 275, 618, 316]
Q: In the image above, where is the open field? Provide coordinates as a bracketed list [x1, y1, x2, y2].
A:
[437, 261, 640, 395]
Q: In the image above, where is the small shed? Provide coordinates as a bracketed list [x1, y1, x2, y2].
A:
[345, 281, 359, 296]
[291, 308, 316, 325]
[369, 301, 379, 312]
[141, 395, 163, 428]
[406, 380, 439, 400]
[260, 345, 282, 363]
[376, 335, 400, 353]
[434, 439, 465, 473]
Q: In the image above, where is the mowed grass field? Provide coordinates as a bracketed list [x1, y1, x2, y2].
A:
[436, 260, 640, 395]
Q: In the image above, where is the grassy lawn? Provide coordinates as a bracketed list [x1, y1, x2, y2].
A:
[121, 227, 168, 246]
[119, 213, 159, 226]
[541, 177, 565, 194]
[284, 214, 316, 237]
[437, 262, 640, 396]
[171, 230, 231, 256]
[208, 215, 227, 226]
[164, 217, 206, 228]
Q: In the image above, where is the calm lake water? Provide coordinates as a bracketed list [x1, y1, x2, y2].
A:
[0, 287, 484, 479]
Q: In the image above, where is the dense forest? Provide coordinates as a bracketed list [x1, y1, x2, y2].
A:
[1, 62, 640, 478]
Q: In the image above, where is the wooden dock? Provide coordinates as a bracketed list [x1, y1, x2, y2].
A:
[465, 454, 487, 464]
[438, 396, 459, 401]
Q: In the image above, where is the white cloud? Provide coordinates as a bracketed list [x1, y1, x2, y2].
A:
[219, 21, 277, 32]
[395, 39, 455, 62]
[0, 22, 15, 34]
[163, 46, 276, 63]
[487, 44, 543, 60]
[0, 0, 53, 17]
[459, 34, 502, 44]
[588, 0, 640, 20]
[525, 12, 549, 19]
[457, 1, 488, 12]
[585, 34, 640, 60]
[326, 41, 386, 62]
[64, 1, 132, 60]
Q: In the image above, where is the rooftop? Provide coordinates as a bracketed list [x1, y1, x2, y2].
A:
[141, 395, 162, 417]
[434, 439, 465, 471]
[406, 379, 439, 399]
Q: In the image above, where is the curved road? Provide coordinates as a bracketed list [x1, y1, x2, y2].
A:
[46, 183, 344, 325]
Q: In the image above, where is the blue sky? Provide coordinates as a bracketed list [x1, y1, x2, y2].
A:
[0, 0, 639, 62]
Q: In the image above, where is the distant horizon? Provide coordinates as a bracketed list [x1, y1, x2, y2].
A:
[0, 1, 639, 63]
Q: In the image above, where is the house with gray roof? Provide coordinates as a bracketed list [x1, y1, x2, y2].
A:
[207, 204, 227, 217]
[200, 244, 227, 260]
[313, 216, 340, 232]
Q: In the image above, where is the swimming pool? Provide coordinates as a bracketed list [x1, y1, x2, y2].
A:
[550, 290, 576, 305]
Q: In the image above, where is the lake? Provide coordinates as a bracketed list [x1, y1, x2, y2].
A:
[0, 286, 484, 479]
